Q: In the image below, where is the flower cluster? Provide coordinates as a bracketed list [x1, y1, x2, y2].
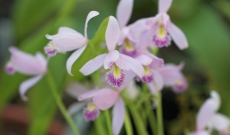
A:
[5, 0, 189, 134]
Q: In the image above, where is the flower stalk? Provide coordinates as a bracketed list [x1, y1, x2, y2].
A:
[157, 91, 164, 135]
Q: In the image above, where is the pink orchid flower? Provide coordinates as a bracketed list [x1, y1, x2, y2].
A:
[44, 11, 99, 75]
[189, 91, 220, 135]
[80, 16, 144, 88]
[158, 62, 188, 93]
[5, 47, 47, 101]
[78, 88, 125, 135]
[146, 0, 188, 49]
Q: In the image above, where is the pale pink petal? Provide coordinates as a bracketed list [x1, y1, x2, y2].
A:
[210, 113, 230, 132]
[66, 82, 90, 99]
[145, 52, 164, 68]
[129, 18, 148, 43]
[80, 54, 107, 75]
[152, 70, 164, 90]
[188, 131, 210, 135]
[112, 98, 125, 135]
[210, 91, 220, 111]
[106, 16, 121, 51]
[66, 46, 87, 76]
[197, 99, 217, 131]
[158, 0, 172, 13]
[46, 34, 53, 40]
[58, 27, 82, 36]
[116, 0, 133, 28]
[78, 89, 100, 101]
[19, 75, 43, 101]
[104, 50, 119, 69]
[137, 30, 153, 51]
[68, 101, 88, 115]
[9, 47, 46, 75]
[115, 56, 130, 70]
[84, 11, 99, 38]
[35, 52, 47, 71]
[119, 71, 136, 91]
[135, 54, 153, 66]
[52, 32, 87, 52]
[119, 54, 145, 78]
[93, 88, 119, 110]
[168, 23, 188, 50]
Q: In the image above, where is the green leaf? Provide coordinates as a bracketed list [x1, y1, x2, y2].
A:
[70, 17, 109, 81]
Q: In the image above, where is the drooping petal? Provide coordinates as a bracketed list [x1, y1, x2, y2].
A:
[52, 32, 87, 52]
[168, 23, 188, 50]
[104, 50, 120, 69]
[93, 88, 119, 110]
[66, 46, 87, 76]
[80, 54, 107, 75]
[158, 0, 173, 13]
[119, 54, 145, 78]
[116, 0, 133, 28]
[112, 98, 125, 135]
[68, 101, 88, 115]
[84, 11, 100, 38]
[210, 113, 230, 132]
[197, 98, 217, 131]
[78, 89, 100, 101]
[106, 16, 121, 51]
[9, 47, 47, 75]
[19, 75, 43, 101]
[35, 52, 47, 70]
[135, 54, 153, 66]
[66, 82, 90, 99]
[152, 70, 164, 90]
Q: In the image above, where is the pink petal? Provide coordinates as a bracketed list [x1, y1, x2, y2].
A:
[116, 0, 133, 28]
[135, 54, 153, 66]
[68, 101, 88, 115]
[210, 113, 230, 132]
[119, 71, 136, 91]
[129, 18, 148, 43]
[197, 99, 216, 131]
[152, 70, 164, 90]
[19, 75, 43, 101]
[115, 56, 130, 70]
[84, 11, 100, 38]
[145, 52, 164, 68]
[104, 50, 119, 69]
[137, 30, 153, 51]
[189, 131, 210, 135]
[52, 32, 87, 52]
[106, 16, 121, 51]
[119, 54, 145, 78]
[78, 89, 99, 101]
[147, 83, 158, 95]
[80, 54, 107, 75]
[58, 27, 82, 36]
[66, 46, 87, 76]
[93, 88, 119, 110]
[112, 98, 125, 135]
[9, 47, 47, 75]
[168, 23, 188, 50]
[35, 52, 47, 71]
[158, 0, 172, 13]
[210, 91, 220, 111]
[66, 82, 90, 99]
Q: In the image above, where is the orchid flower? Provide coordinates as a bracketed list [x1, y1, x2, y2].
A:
[44, 11, 99, 75]
[145, 0, 188, 49]
[5, 47, 47, 101]
[189, 91, 220, 135]
[80, 16, 144, 88]
[78, 88, 125, 135]
[158, 62, 188, 93]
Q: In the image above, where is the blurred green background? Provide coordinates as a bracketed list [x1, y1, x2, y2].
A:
[0, 0, 230, 135]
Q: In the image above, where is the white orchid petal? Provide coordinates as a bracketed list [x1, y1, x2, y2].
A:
[112, 98, 125, 135]
[78, 89, 99, 101]
[84, 11, 100, 38]
[116, 0, 133, 28]
[159, 0, 173, 13]
[104, 50, 119, 69]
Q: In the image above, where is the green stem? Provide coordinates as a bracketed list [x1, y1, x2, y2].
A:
[46, 72, 80, 135]
[146, 101, 158, 135]
[124, 107, 133, 135]
[157, 92, 164, 135]
[105, 110, 113, 135]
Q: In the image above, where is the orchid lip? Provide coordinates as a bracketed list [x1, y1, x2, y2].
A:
[120, 39, 137, 57]
[44, 43, 58, 56]
[83, 103, 100, 122]
[153, 25, 171, 47]
[172, 80, 187, 93]
[140, 66, 153, 83]
[5, 63, 15, 75]
[105, 64, 125, 88]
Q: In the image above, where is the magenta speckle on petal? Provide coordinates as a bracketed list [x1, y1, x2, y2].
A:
[141, 75, 153, 83]
[105, 70, 125, 88]
[83, 107, 100, 122]
[5, 63, 15, 75]
[120, 46, 137, 58]
[152, 34, 171, 48]
[44, 44, 57, 56]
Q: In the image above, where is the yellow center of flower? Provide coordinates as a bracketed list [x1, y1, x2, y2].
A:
[49, 43, 56, 49]
[143, 66, 151, 75]
[157, 25, 166, 39]
[113, 64, 122, 79]
[87, 103, 97, 111]
[124, 39, 134, 51]
[175, 80, 183, 86]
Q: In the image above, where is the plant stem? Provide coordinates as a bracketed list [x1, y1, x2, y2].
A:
[105, 110, 113, 135]
[46, 72, 80, 135]
[124, 107, 133, 135]
[157, 92, 164, 135]
[146, 101, 158, 135]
